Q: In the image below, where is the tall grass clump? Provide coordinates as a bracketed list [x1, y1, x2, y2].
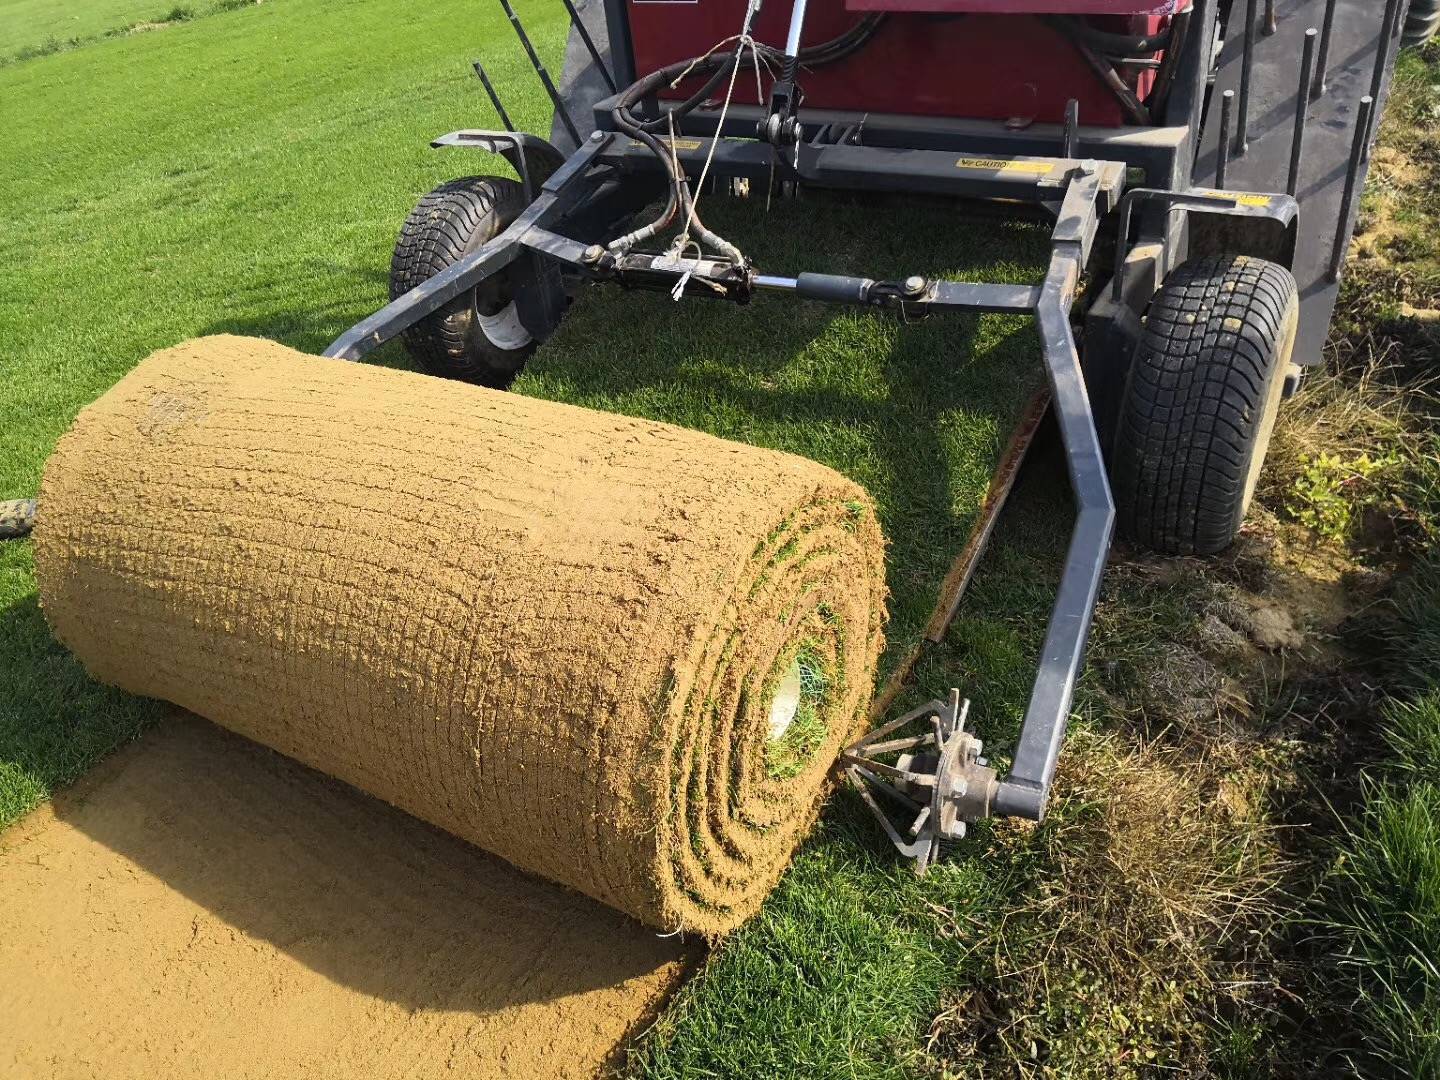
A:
[1320, 555, 1440, 1077]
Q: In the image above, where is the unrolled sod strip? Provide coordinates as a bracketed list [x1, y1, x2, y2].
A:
[32, 336, 888, 936]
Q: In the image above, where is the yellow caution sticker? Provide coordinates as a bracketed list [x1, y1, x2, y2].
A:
[631, 137, 703, 151]
[1201, 190, 1273, 207]
[955, 157, 1055, 174]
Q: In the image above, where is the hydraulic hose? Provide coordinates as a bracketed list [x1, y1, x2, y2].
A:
[608, 15, 886, 258]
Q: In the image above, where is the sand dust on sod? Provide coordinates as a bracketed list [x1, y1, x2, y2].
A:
[33, 335, 888, 936]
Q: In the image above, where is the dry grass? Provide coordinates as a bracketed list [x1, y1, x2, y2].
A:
[912, 69, 1440, 1063]
[940, 732, 1290, 1077]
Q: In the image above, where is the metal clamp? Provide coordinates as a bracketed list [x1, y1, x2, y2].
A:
[842, 690, 998, 875]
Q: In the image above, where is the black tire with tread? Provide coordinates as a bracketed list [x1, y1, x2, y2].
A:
[1404, 0, 1440, 49]
[1111, 254, 1299, 556]
[389, 175, 538, 386]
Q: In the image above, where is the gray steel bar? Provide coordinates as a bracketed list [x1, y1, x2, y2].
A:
[784, 0, 810, 57]
[753, 274, 798, 291]
[1330, 95, 1375, 281]
[557, 0, 618, 94]
[324, 137, 609, 360]
[471, 61, 516, 132]
[1312, 0, 1339, 99]
[499, 0, 582, 147]
[1236, 0, 1258, 155]
[992, 248, 1115, 821]
[1216, 89, 1235, 187]
[1372, 0, 1405, 99]
[1288, 29, 1319, 196]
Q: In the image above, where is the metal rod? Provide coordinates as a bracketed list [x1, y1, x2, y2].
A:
[556, 0, 617, 95]
[753, 274, 798, 291]
[1216, 89, 1235, 188]
[471, 60, 516, 131]
[1372, 0, 1405, 99]
[1236, 0, 1258, 155]
[784, 0, 810, 59]
[994, 250, 1115, 821]
[1364, 0, 1405, 163]
[1312, 0, 1339, 98]
[498, 0, 582, 147]
[1264, 0, 1277, 35]
[1062, 98, 1079, 158]
[1288, 29, 1319, 196]
[1330, 95, 1375, 282]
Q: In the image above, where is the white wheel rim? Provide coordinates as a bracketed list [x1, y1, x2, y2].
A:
[1241, 298, 1300, 515]
[478, 302, 533, 351]
[768, 661, 804, 741]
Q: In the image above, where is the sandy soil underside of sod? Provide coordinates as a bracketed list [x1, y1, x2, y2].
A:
[0, 717, 693, 1080]
[0, 202, 1048, 1079]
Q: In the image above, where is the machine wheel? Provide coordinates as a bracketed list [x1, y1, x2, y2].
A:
[0, 499, 37, 539]
[1111, 254, 1299, 556]
[389, 175, 547, 387]
[1404, 0, 1440, 48]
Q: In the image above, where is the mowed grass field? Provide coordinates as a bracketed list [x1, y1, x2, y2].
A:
[0, 1, 1067, 1076]
[2, 0, 184, 59]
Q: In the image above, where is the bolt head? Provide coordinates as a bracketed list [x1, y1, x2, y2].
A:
[589, 130, 604, 142]
[904, 275, 926, 295]
[582, 244, 605, 264]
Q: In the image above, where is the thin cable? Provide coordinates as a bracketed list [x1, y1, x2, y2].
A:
[672, 0, 759, 263]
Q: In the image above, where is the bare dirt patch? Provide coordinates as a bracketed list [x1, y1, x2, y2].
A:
[0, 715, 692, 1080]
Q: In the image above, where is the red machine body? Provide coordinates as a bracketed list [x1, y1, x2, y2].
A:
[627, 0, 1177, 126]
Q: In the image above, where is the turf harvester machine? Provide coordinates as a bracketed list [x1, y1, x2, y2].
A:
[148, 0, 1435, 872]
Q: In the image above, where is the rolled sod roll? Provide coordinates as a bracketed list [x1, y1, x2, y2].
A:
[34, 336, 887, 935]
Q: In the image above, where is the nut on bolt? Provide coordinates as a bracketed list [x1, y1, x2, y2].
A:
[903, 275, 927, 297]
[582, 244, 606, 266]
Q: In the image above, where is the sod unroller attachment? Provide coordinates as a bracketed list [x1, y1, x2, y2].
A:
[32, 335, 887, 936]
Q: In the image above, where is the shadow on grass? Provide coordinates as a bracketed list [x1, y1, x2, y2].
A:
[0, 588, 159, 828]
[36, 714, 686, 1012]
[198, 263, 395, 358]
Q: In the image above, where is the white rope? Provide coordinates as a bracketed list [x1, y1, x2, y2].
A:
[667, 0, 764, 281]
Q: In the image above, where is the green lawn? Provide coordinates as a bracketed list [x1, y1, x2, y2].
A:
[1, 0, 250, 64]
[0, 1, 1061, 1075]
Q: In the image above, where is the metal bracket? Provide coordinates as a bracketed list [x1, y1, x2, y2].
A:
[431, 130, 568, 202]
[842, 690, 998, 875]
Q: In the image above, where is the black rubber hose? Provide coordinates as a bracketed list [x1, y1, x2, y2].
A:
[609, 15, 886, 257]
[1044, 17, 1151, 125]
[1052, 15, 1171, 56]
[1147, 6, 1190, 118]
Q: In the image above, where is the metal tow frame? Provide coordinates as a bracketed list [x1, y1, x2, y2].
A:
[321, 0, 1407, 859]
[326, 130, 1122, 826]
